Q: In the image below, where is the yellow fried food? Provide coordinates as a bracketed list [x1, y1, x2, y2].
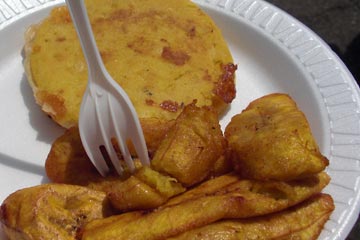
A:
[45, 103, 227, 212]
[0, 184, 112, 240]
[46, 129, 185, 211]
[225, 93, 329, 181]
[107, 166, 185, 211]
[134, 167, 185, 199]
[164, 172, 330, 213]
[107, 175, 167, 212]
[78, 211, 144, 238]
[44, 126, 132, 183]
[81, 190, 246, 240]
[151, 102, 227, 186]
[45, 127, 119, 186]
[278, 214, 331, 240]
[46, 103, 228, 187]
[24, 0, 236, 143]
[80, 172, 329, 240]
[46, 131, 185, 211]
[46, 103, 226, 211]
[168, 193, 334, 240]
[45, 127, 138, 189]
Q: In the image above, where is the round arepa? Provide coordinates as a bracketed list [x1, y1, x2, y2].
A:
[24, 0, 236, 152]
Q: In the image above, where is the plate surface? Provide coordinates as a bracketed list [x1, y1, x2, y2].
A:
[1, 0, 360, 239]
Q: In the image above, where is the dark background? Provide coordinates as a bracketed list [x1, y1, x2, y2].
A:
[267, 0, 360, 87]
[266, 0, 360, 239]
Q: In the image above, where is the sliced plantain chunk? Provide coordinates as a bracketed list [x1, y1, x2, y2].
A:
[225, 93, 329, 181]
[0, 184, 112, 240]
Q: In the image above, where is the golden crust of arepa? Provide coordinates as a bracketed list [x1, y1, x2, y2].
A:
[24, 0, 236, 144]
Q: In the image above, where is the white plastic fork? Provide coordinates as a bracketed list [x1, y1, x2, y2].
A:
[66, 0, 150, 176]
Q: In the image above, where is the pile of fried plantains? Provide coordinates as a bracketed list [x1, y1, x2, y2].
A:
[0, 94, 333, 240]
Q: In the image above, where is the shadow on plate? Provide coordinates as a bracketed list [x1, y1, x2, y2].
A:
[0, 152, 44, 176]
[20, 74, 64, 144]
[0, 152, 50, 185]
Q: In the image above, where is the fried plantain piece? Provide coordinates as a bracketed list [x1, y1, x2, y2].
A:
[134, 166, 185, 199]
[107, 167, 185, 211]
[277, 214, 331, 240]
[168, 193, 334, 240]
[78, 211, 145, 238]
[80, 172, 330, 240]
[107, 175, 167, 212]
[163, 173, 241, 207]
[0, 184, 112, 240]
[47, 102, 227, 188]
[225, 93, 329, 181]
[45, 126, 139, 197]
[81, 191, 244, 240]
[45, 120, 175, 188]
[151, 102, 227, 186]
[46, 103, 225, 211]
[134, 118, 175, 156]
[46, 126, 185, 212]
[163, 172, 330, 207]
[47, 129, 184, 211]
[210, 154, 233, 177]
[46, 127, 105, 185]
[164, 172, 330, 216]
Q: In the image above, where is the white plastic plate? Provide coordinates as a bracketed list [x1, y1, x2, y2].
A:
[0, 0, 359, 239]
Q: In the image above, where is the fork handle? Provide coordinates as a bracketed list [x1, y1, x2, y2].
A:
[66, 0, 105, 83]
